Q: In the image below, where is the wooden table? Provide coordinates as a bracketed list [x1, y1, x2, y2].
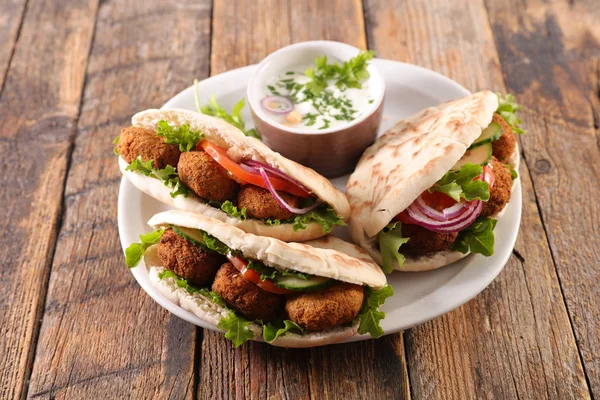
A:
[2, 0, 598, 398]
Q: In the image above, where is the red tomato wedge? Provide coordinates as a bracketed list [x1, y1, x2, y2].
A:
[226, 254, 295, 295]
[199, 140, 310, 198]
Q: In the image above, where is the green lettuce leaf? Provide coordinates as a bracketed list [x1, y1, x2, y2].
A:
[246, 260, 308, 282]
[496, 93, 526, 135]
[264, 219, 281, 226]
[430, 163, 490, 202]
[292, 205, 346, 233]
[196, 89, 261, 140]
[126, 156, 190, 198]
[357, 284, 394, 338]
[125, 228, 165, 268]
[263, 320, 304, 343]
[220, 201, 247, 221]
[156, 120, 203, 152]
[157, 269, 224, 305]
[452, 217, 497, 256]
[217, 311, 255, 348]
[199, 231, 230, 255]
[112, 135, 120, 155]
[378, 222, 410, 274]
[507, 163, 518, 180]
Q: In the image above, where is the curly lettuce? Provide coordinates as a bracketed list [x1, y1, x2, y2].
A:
[125, 156, 190, 198]
[263, 320, 304, 343]
[291, 205, 346, 233]
[378, 222, 410, 273]
[429, 163, 490, 202]
[220, 201, 247, 221]
[156, 120, 203, 152]
[496, 93, 526, 135]
[357, 285, 394, 338]
[452, 217, 497, 256]
[125, 228, 165, 268]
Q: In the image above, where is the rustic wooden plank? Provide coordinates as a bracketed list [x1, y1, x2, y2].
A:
[0, 1, 98, 399]
[0, 0, 27, 90]
[25, 0, 212, 399]
[199, 1, 410, 399]
[210, 0, 367, 75]
[485, 1, 600, 396]
[364, 0, 591, 398]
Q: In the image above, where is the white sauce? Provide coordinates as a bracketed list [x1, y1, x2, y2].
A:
[262, 66, 375, 132]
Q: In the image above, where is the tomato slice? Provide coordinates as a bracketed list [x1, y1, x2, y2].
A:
[394, 211, 413, 224]
[419, 190, 457, 211]
[199, 140, 310, 198]
[226, 254, 295, 295]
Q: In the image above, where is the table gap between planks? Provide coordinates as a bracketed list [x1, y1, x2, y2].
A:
[0, 0, 596, 399]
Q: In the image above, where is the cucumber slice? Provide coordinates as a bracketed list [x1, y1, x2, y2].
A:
[171, 225, 206, 247]
[451, 143, 492, 171]
[273, 273, 333, 292]
[469, 121, 502, 148]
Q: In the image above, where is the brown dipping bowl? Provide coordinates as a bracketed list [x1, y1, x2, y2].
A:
[247, 41, 386, 178]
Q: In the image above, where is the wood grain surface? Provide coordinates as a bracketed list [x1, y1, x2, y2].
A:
[364, 0, 592, 398]
[25, 0, 211, 398]
[485, 1, 600, 396]
[0, 0, 597, 399]
[0, 1, 98, 398]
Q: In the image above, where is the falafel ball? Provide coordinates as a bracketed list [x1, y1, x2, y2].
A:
[491, 113, 517, 163]
[212, 263, 284, 322]
[118, 127, 181, 169]
[157, 229, 224, 286]
[237, 185, 302, 220]
[481, 157, 512, 217]
[400, 224, 458, 257]
[177, 150, 239, 202]
[285, 283, 364, 331]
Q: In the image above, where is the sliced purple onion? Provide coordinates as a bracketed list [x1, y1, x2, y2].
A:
[414, 196, 468, 221]
[261, 96, 294, 114]
[244, 160, 312, 194]
[406, 200, 482, 233]
[257, 167, 321, 215]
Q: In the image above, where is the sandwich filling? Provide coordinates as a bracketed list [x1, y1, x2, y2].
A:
[113, 121, 345, 234]
[378, 94, 524, 273]
[126, 227, 392, 347]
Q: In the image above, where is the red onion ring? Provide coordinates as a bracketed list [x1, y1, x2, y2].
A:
[414, 196, 468, 221]
[257, 167, 321, 215]
[405, 200, 483, 233]
[244, 160, 313, 194]
[261, 96, 293, 114]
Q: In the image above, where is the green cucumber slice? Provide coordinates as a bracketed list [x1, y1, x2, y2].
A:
[171, 225, 206, 247]
[273, 274, 333, 292]
[469, 121, 502, 148]
[451, 143, 492, 171]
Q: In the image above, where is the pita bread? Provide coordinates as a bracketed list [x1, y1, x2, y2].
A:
[148, 210, 386, 288]
[347, 91, 521, 272]
[120, 108, 349, 241]
[141, 211, 385, 347]
[145, 251, 358, 348]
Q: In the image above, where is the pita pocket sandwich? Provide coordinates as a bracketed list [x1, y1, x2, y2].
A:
[114, 108, 349, 242]
[124, 210, 391, 348]
[346, 91, 524, 273]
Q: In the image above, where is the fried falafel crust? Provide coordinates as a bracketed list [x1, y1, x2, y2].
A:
[481, 157, 512, 217]
[118, 127, 181, 169]
[491, 113, 517, 163]
[157, 229, 224, 286]
[212, 263, 284, 322]
[401, 224, 458, 257]
[237, 185, 302, 220]
[177, 150, 239, 202]
[285, 283, 364, 331]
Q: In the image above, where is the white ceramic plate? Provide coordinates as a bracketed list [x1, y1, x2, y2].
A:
[118, 59, 522, 342]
